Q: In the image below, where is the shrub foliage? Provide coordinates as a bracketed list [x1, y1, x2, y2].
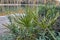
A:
[4, 5, 60, 40]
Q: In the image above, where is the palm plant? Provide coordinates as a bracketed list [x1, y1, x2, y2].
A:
[4, 5, 60, 40]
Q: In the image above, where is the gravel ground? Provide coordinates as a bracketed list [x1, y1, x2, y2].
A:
[0, 16, 10, 35]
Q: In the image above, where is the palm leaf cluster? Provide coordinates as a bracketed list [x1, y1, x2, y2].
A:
[4, 5, 60, 40]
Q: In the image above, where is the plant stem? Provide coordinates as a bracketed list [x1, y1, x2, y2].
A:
[46, 28, 56, 40]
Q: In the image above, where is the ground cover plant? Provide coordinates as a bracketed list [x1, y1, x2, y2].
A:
[3, 5, 60, 40]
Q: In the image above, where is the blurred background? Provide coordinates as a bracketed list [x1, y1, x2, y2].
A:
[0, 0, 60, 15]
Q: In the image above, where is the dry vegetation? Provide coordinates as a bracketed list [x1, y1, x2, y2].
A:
[0, 9, 25, 16]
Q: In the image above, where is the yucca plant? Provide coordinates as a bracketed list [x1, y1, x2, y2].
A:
[3, 5, 60, 40]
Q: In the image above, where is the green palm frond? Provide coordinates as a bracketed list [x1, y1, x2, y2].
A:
[3, 5, 60, 40]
